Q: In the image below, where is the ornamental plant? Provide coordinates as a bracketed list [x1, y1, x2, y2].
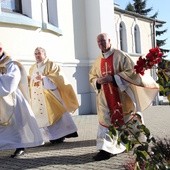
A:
[156, 59, 170, 104]
[109, 47, 170, 169]
[134, 47, 163, 75]
[109, 116, 170, 170]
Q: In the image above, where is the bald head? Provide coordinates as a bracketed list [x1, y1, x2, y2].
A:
[97, 33, 111, 53]
[97, 33, 109, 40]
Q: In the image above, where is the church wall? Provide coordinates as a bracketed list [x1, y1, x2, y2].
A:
[0, 0, 115, 115]
[0, 0, 158, 115]
[114, 11, 153, 56]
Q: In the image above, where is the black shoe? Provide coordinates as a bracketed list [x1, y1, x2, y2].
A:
[50, 137, 65, 144]
[11, 148, 25, 158]
[65, 132, 78, 138]
[92, 150, 111, 161]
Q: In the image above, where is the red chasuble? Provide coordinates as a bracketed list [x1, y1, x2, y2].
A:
[101, 54, 125, 127]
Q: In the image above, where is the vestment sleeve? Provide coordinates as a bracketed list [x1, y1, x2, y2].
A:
[0, 62, 21, 96]
[43, 76, 57, 90]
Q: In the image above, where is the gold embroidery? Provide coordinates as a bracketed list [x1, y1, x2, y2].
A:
[104, 62, 113, 94]
[0, 93, 15, 126]
[0, 67, 7, 74]
[34, 81, 41, 87]
[0, 113, 13, 126]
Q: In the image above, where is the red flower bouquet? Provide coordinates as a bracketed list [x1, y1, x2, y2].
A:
[134, 47, 163, 75]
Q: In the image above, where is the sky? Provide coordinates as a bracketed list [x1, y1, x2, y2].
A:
[115, 0, 170, 59]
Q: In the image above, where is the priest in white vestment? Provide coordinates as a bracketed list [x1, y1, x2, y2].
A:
[89, 33, 159, 161]
[29, 47, 79, 144]
[0, 43, 43, 158]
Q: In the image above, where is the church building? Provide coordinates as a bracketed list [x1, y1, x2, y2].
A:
[0, 0, 163, 114]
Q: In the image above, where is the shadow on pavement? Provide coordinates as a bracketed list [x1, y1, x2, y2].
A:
[0, 153, 96, 169]
[25, 139, 96, 153]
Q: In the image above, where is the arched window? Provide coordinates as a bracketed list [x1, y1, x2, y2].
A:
[119, 22, 127, 52]
[134, 25, 141, 53]
[1, 0, 22, 13]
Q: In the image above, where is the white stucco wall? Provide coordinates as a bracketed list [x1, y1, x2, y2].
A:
[0, 0, 115, 115]
[114, 11, 153, 55]
[0, 1, 157, 114]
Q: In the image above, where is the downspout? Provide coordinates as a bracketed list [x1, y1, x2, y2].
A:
[153, 20, 156, 48]
[152, 20, 159, 105]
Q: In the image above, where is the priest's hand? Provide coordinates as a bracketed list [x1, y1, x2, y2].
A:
[35, 75, 44, 81]
[35, 72, 45, 81]
[97, 75, 118, 87]
[97, 75, 113, 84]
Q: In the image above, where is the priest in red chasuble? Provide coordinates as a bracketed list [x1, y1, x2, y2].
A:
[89, 33, 159, 161]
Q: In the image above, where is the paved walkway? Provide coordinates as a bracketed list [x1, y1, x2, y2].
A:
[0, 106, 170, 170]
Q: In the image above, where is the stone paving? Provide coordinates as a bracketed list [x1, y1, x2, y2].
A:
[0, 105, 170, 170]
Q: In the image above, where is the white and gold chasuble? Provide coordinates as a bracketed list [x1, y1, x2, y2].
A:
[0, 54, 43, 150]
[0, 56, 15, 126]
[30, 64, 50, 128]
[29, 58, 79, 128]
[0, 56, 30, 126]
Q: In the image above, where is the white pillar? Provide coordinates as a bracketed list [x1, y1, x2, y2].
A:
[84, 0, 115, 113]
[85, 0, 115, 60]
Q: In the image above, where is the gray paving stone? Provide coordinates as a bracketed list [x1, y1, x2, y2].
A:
[0, 106, 169, 170]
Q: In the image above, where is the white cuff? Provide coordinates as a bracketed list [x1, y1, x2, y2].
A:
[43, 77, 57, 90]
[114, 75, 129, 91]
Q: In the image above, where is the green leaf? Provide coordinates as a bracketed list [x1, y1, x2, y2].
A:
[108, 131, 113, 139]
[124, 130, 129, 136]
[143, 127, 151, 137]
[109, 126, 117, 136]
[120, 134, 129, 144]
[125, 141, 133, 151]
[136, 151, 148, 161]
[136, 145, 148, 151]
[150, 137, 156, 143]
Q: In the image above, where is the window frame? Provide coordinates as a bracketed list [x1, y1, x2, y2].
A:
[1, 0, 22, 13]
[0, 0, 62, 36]
[119, 21, 127, 52]
[134, 25, 141, 53]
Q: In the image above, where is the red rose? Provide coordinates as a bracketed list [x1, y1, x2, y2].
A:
[134, 47, 163, 75]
